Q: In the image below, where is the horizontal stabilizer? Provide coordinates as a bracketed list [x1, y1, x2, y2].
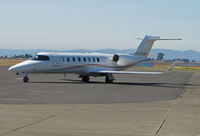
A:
[136, 37, 182, 41]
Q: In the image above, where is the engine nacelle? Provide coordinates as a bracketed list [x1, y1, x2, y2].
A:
[112, 54, 136, 66]
[113, 54, 119, 62]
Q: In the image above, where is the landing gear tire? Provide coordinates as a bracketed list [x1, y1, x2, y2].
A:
[82, 76, 90, 83]
[23, 76, 29, 83]
[105, 76, 113, 83]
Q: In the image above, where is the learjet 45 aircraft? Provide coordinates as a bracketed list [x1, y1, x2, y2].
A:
[9, 35, 181, 83]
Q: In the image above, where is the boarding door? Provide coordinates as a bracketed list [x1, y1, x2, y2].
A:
[52, 56, 61, 67]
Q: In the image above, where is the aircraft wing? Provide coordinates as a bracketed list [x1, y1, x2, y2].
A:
[91, 61, 176, 75]
[96, 71, 164, 75]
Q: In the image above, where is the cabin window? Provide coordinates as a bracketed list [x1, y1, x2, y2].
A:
[32, 55, 50, 61]
[72, 57, 75, 62]
[88, 57, 91, 62]
[83, 57, 86, 62]
[78, 57, 81, 62]
[61, 57, 64, 62]
[97, 58, 100, 62]
[67, 57, 70, 62]
[93, 57, 96, 62]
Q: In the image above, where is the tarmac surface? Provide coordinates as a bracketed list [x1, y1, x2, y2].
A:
[0, 66, 200, 136]
[0, 66, 193, 104]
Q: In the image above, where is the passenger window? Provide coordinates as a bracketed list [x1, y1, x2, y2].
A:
[97, 58, 100, 62]
[88, 57, 91, 62]
[78, 57, 81, 62]
[67, 57, 70, 62]
[61, 57, 64, 62]
[93, 57, 96, 62]
[72, 57, 75, 62]
[83, 57, 86, 62]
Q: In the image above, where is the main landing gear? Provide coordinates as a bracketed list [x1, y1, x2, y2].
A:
[82, 76, 90, 82]
[23, 76, 29, 83]
[105, 74, 114, 83]
[80, 74, 115, 83]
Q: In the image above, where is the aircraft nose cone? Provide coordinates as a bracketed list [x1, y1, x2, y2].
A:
[8, 66, 13, 71]
[8, 60, 38, 73]
[8, 66, 17, 72]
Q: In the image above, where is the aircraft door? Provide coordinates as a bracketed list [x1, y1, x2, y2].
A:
[52, 56, 61, 66]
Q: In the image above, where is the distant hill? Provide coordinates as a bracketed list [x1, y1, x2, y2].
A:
[0, 49, 200, 61]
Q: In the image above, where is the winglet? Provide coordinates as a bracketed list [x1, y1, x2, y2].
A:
[168, 61, 176, 71]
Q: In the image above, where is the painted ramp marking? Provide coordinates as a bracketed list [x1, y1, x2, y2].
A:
[0, 98, 27, 101]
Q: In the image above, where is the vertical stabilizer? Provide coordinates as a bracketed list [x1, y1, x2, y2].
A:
[134, 35, 160, 57]
[134, 35, 181, 57]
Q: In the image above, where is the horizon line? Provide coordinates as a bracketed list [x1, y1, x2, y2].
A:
[0, 48, 199, 52]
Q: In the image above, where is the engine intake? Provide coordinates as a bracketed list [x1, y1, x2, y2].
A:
[113, 54, 119, 62]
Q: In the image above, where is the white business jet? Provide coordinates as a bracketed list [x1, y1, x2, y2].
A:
[9, 35, 181, 83]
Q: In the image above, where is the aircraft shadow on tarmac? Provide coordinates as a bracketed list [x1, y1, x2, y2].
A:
[29, 78, 200, 89]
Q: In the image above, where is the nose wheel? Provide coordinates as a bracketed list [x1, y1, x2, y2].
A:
[82, 76, 90, 82]
[23, 76, 29, 83]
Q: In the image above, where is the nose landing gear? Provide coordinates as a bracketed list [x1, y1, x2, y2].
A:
[23, 76, 29, 83]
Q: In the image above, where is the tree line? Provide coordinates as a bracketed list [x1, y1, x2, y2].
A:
[155, 52, 196, 63]
[0, 54, 32, 58]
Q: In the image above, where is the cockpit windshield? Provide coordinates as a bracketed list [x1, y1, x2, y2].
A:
[31, 55, 50, 61]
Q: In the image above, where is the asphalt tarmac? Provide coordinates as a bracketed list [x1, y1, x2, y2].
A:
[0, 66, 193, 104]
[1, 66, 200, 136]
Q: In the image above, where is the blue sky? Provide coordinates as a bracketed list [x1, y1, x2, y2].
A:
[0, 0, 199, 51]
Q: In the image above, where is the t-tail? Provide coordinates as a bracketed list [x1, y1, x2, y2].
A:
[134, 35, 181, 57]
